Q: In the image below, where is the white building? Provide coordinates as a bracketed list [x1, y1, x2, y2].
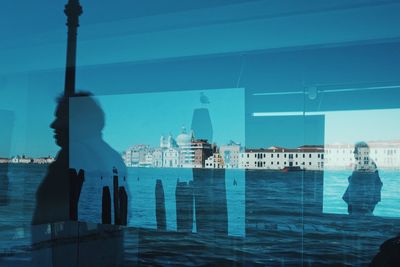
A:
[33, 157, 55, 164]
[160, 133, 177, 149]
[0, 158, 10, 164]
[324, 143, 354, 169]
[11, 155, 33, 164]
[369, 140, 400, 169]
[239, 146, 325, 170]
[152, 149, 164, 168]
[176, 127, 195, 168]
[205, 152, 224, 169]
[140, 152, 153, 167]
[163, 147, 180, 168]
[219, 141, 241, 168]
[325, 140, 400, 170]
[124, 145, 150, 167]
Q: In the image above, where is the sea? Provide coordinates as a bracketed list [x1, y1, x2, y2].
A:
[1, 164, 399, 266]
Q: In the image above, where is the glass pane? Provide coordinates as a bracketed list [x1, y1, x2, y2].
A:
[303, 43, 400, 265]
[2, 1, 400, 266]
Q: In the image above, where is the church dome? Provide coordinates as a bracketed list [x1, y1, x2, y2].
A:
[176, 127, 192, 147]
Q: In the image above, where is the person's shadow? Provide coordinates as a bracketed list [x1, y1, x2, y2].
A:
[342, 141, 383, 216]
[191, 93, 228, 236]
[31, 92, 129, 267]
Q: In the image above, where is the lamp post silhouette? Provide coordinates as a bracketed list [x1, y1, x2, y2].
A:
[64, 0, 83, 221]
[64, 0, 82, 97]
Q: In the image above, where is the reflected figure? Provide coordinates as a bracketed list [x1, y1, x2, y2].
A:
[31, 94, 73, 267]
[342, 142, 383, 215]
[32, 96, 70, 225]
[69, 93, 128, 224]
[33, 92, 129, 224]
[191, 101, 228, 236]
[32, 92, 128, 267]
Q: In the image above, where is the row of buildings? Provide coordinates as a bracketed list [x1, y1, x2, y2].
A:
[123, 128, 400, 170]
[324, 141, 400, 169]
[0, 155, 55, 164]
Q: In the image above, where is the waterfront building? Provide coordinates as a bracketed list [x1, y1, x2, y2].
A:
[0, 158, 10, 164]
[205, 153, 224, 169]
[163, 147, 180, 168]
[152, 148, 164, 168]
[369, 140, 400, 169]
[124, 144, 150, 167]
[33, 157, 55, 164]
[219, 141, 241, 168]
[238, 145, 325, 170]
[160, 133, 177, 149]
[325, 140, 400, 170]
[324, 143, 355, 170]
[192, 139, 213, 168]
[140, 152, 153, 167]
[176, 127, 195, 168]
[11, 155, 33, 164]
[205, 146, 224, 169]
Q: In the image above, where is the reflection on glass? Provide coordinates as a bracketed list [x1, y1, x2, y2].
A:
[32, 96, 70, 225]
[86, 88, 244, 236]
[342, 142, 383, 215]
[69, 93, 128, 225]
[323, 109, 400, 217]
[175, 180, 193, 232]
[191, 101, 228, 236]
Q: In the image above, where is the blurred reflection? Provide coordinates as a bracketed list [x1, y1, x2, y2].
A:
[342, 142, 383, 215]
[31, 94, 73, 266]
[175, 180, 194, 232]
[32, 96, 70, 225]
[69, 93, 128, 224]
[191, 102, 228, 236]
[31, 93, 128, 266]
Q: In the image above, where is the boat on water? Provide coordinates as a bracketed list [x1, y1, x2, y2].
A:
[281, 166, 303, 172]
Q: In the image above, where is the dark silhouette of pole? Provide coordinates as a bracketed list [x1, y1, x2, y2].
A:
[175, 180, 194, 232]
[102, 186, 112, 224]
[113, 173, 121, 225]
[119, 186, 128, 225]
[69, 169, 85, 220]
[64, 0, 82, 97]
[155, 179, 166, 230]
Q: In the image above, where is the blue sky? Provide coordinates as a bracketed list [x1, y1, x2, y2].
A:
[91, 88, 245, 153]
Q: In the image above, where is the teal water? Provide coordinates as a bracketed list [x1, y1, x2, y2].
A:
[1, 165, 399, 230]
[323, 170, 400, 217]
[1, 164, 400, 265]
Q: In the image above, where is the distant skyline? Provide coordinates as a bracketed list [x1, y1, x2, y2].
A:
[94, 88, 245, 153]
[249, 108, 400, 149]
[2, 94, 400, 158]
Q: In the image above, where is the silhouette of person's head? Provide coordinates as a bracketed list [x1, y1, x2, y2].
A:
[50, 92, 104, 148]
[353, 141, 375, 171]
[353, 141, 370, 160]
[50, 96, 69, 148]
